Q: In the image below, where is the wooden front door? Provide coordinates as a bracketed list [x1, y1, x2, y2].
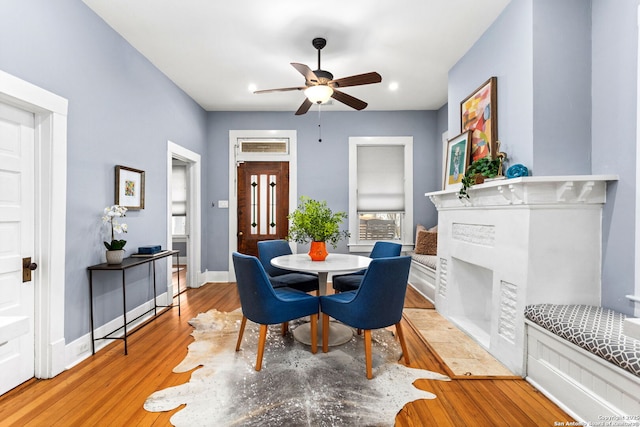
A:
[237, 161, 289, 256]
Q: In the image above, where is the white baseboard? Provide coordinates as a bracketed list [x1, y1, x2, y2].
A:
[65, 293, 172, 369]
[202, 270, 231, 283]
[408, 260, 436, 304]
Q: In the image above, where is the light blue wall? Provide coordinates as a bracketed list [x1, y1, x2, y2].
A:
[450, 0, 590, 175]
[450, 0, 638, 315]
[592, 0, 638, 314]
[435, 103, 449, 190]
[0, 0, 208, 341]
[449, 0, 534, 172]
[206, 110, 440, 271]
[532, 0, 592, 175]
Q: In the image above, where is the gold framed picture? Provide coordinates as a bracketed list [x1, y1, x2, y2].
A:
[115, 165, 145, 210]
[443, 131, 472, 190]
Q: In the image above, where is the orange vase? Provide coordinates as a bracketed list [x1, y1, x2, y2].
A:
[308, 241, 328, 261]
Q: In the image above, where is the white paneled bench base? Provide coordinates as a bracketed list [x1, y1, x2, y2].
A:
[407, 252, 436, 303]
[525, 304, 640, 422]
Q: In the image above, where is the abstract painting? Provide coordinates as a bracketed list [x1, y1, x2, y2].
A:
[461, 77, 497, 162]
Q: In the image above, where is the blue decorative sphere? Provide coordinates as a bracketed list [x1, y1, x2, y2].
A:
[506, 164, 528, 178]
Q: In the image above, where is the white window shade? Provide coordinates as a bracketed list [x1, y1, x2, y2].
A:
[357, 145, 405, 211]
[172, 165, 187, 216]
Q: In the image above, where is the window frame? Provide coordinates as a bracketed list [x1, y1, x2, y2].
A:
[348, 136, 413, 253]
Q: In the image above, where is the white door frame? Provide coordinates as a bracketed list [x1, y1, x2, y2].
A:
[228, 130, 297, 281]
[167, 141, 202, 291]
[0, 70, 68, 378]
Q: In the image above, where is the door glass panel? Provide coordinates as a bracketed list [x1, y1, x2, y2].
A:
[269, 174, 276, 235]
[259, 174, 267, 234]
[249, 173, 278, 235]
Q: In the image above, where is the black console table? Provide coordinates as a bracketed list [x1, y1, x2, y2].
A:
[88, 249, 180, 355]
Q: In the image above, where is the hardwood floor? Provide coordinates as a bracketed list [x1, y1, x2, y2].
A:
[0, 283, 571, 426]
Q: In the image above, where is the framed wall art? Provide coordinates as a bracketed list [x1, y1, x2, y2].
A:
[443, 131, 472, 190]
[460, 76, 498, 163]
[115, 165, 145, 210]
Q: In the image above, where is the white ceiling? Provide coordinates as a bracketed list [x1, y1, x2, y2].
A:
[82, 0, 510, 113]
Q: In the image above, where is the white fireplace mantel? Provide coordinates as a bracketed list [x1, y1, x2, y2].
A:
[426, 174, 618, 209]
[425, 175, 618, 376]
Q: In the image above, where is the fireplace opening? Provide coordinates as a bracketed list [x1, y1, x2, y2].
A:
[448, 257, 493, 348]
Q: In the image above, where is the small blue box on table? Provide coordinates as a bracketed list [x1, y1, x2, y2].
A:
[138, 245, 162, 254]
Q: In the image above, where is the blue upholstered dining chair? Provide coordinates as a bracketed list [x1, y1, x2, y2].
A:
[257, 240, 320, 294]
[332, 241, 402, 293]
[320, 256, 412, 379]
[232, 252, 319, 371]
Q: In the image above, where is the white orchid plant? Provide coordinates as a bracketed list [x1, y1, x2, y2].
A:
[102, 205, 128, 251]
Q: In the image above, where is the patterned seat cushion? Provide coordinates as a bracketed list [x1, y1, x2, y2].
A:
[525, 304, 640, 377]
[408, 252, 437, 270]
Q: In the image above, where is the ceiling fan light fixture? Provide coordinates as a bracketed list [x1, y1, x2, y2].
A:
[304, 85, 333, 104]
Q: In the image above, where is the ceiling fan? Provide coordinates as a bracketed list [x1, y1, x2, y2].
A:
[254, 37, 382, 115]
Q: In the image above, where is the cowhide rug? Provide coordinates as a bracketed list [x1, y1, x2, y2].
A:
[144, 309, 450, 426]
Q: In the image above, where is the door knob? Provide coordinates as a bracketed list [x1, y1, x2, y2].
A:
[23, 257, 37, 282]
[237, 231, 244, 236]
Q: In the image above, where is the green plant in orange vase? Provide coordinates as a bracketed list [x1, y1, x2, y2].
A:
[287, 196, 350, 260]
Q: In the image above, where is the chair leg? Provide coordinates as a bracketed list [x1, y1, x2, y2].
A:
[236, 316, 247, 351]
[310, 314, 318, 354]
[255, 324, 268, 371]
[364, 329, 373, 379]
[281, 322, 288, 336]
[322, 313, 330, 353]
[395, 321, 410, 365]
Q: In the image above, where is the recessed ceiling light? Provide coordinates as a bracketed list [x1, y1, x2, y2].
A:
[389, 82, 399, 91]
[248, 83, 257, 92]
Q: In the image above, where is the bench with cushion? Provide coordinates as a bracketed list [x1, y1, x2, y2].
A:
[407, 224, 437, 302]
[525, 304, 640, 421]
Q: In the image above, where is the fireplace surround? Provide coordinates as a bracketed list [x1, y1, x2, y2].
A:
[426, 175, 617, 375]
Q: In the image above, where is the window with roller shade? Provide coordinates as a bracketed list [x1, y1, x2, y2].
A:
[348, 137, 413, 252]
[172, 163, 187, 236]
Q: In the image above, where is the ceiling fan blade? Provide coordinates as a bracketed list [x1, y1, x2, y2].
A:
[295, 98, 313, 115]
[254, 86, 305, 94]
[331, 89, 368, 111]
[330, 72, 382, 88]
[291, 63, 319, 84]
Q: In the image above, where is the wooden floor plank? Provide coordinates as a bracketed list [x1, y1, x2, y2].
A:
[0, 282, 572, 426]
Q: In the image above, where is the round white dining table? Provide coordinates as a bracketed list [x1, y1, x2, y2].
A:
[271, 253, 371, 346]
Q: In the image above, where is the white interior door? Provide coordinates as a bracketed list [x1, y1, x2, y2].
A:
[0, 102, 35, 395]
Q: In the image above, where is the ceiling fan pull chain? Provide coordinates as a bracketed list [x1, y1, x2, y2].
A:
[317, 105, 322, 142]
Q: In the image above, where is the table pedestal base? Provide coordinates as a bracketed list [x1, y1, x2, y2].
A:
[293, 321, 353, 347]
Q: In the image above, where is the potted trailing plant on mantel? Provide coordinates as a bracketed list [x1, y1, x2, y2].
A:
[287, 196, 350, 261]
[458, 156, 505, 200]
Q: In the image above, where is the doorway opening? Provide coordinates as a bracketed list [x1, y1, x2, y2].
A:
[171, 158, 189, 297]
[167, 141, 202, 297]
